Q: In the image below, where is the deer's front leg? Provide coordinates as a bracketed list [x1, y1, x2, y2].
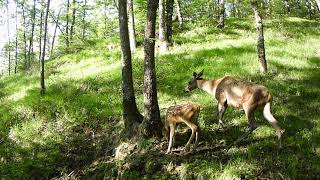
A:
[166, 125, 175, 154]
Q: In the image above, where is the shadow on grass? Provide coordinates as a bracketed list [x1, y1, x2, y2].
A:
[0, 74, 123, 179]
[117, 42, 320, 179]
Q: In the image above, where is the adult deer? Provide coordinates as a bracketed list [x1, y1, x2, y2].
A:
[163, 103, 200, 154]
[185, 70, 284, 146]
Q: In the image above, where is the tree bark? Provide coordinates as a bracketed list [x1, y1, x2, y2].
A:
[39, 7, 44, 63]
[174, 0, 183, 27]
[66, 0, 70, 48]
[159, 0, 168, 53]
[22, 1, 28, 69]
[306, 0, 312, 19]
[217, 0, 225, 28]
[284, 0, 290, 13]
[70, 0, 76, 42]
[40, 0, 51, 95]
[15, 0, 18, 74]
[118, 0, 143, 138]
[51, 8, 61, 57]
[127, 0, 137, 53]
[141, 0, 163, 138]
[316, 0, 320, 12]
[251, 0, 267, 73]
[6, 0, 11, 75]
[27, 0, 36, 69]
[82, 0, 87, 40]
[166, 0, 174, 44]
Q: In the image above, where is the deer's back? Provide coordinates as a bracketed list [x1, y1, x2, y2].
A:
[215, 76, 270, 109]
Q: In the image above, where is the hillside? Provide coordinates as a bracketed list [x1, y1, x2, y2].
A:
[0, 17, 320, 179]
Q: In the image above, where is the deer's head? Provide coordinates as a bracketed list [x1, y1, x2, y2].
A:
[185, 69, 203, 92]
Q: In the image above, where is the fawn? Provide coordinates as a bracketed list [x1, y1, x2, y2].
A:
[163, 103, 201, 154]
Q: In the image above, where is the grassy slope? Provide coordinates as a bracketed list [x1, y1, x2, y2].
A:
[0, 17, 319, 179]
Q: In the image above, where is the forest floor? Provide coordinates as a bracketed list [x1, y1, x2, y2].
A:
[0, 17, 320, 179]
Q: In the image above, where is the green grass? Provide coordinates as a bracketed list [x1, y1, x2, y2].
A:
[0, 17, 320, 179]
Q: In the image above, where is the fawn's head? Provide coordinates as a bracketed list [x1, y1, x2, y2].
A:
[185, 69, 204, 92]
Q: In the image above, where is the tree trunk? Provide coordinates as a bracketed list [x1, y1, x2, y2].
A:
[217, 0, 225, 28]
[104, 0, 108, 36]
[266, 0, 271, 17]
[316, 0, 320, 12]
[51, 8, 61, 57]
[159, 0, 168, 53]
[166, 0, 174, 44]
[39, 8, 44, 63]
[118, 0, 143, 138]
[174, 0, 183, 27]
[284, 0, 290, 13]
[22, 1, 28, 69]
[141, 0, 163, 138]
[70, 0, 76, 42]
[15, 1, 18, 74]
[6, 0, 11, 75]
[306, 0, 312, 18]
[66, 0, 70, 48]
[127, 0, 137, 53]
[27, 0, 36, 69]
[82, 0, 87, 40]
[40, 0, 51, 95]
[251, 0, 267, 73]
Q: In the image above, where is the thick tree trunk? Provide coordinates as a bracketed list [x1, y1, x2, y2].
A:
[70, 0, 76, 42]
[174, 0, 183, 27]
[166, 0, 174, 44]
[141, 0, 163, 138]
[127, 0, 137, 53]
[159, 0, 168, 53]
[251, 0, 267, 73]
[82, 0, 87, 40]
[39, 8, 44, 63]
[217, 0, 225, 28]
[51, 8, 61, 57]
[118, 0, 143, 138]
[28, 0, 36, 69]
[40, 0, 51, 95]
[66, 0, 70, 48]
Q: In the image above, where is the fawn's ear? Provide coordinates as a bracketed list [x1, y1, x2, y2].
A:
[197, 69, 204, 78]
[193, 72, 197, 77]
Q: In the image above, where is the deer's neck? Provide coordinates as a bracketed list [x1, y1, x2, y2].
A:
[197, 79, 219, 96]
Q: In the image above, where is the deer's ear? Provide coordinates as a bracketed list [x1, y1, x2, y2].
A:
[193, 72, 197, 77]
[198, 69, 204, 77]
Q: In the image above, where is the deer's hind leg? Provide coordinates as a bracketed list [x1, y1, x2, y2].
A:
[183, 120, 198, 152]
[217, 100, 228, 129]
[263, 102, 285, 147]
[233, 104, 258, 145]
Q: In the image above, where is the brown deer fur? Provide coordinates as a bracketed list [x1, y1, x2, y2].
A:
[185, 70, 284, 146]
[163, 103, 200, 154]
